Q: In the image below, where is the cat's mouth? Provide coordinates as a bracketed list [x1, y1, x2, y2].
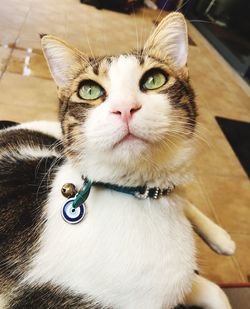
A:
[113, 133, 146, 148]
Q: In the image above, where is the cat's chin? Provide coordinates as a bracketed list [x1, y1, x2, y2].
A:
[111, 136, 149, 162]
[112, 133, 148, 149]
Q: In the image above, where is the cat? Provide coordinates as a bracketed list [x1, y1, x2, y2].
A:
[0, 13, 234, 309]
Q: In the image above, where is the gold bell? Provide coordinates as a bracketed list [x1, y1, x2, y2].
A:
[61, 183, 77, 198]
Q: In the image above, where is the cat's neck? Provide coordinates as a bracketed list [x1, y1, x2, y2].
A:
[73, 144, 194, 189]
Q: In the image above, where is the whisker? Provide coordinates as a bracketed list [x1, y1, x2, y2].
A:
[176, 0, 193, 12]
[132, 5, 140, 52]
[83, 21, 96, 66]
[153, 0, 170, 26]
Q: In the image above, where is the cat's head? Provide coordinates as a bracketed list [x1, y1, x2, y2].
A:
[41, 13, 197, 186]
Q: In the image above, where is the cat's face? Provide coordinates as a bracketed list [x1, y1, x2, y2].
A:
[41, 13, 196, 185]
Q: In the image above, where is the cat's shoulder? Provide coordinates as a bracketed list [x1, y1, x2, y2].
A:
[0, 121, 64, 287]
[0, 120, 62, 152]
[0, 120, 63, 190]
[0, 120, 62, 139]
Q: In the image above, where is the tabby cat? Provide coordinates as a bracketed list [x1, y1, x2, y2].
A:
[0, 13, 234, 309]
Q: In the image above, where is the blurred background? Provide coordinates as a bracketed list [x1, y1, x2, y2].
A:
[0, 0, 249, 294]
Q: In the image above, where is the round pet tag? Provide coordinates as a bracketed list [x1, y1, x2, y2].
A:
[61, 198, 86, 224]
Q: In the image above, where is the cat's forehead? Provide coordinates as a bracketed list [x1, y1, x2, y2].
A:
[88, 54, 139, 75]
[86, 53, 166, 80]
[108, 55, 142, 84]
[110, 54, 138, 69]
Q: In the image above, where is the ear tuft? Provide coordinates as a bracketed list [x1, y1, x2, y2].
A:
[39, 33, 47, 39]
[144, 13, 188, 70]
[41, 35, 85, 88]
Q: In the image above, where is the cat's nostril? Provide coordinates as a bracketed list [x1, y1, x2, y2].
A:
[110, 103, 141, 123]
[113, 110, 122, 115]
[130, 106, 141, 114]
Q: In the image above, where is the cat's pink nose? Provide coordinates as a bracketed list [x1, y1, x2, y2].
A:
[110, 102, 141, 123]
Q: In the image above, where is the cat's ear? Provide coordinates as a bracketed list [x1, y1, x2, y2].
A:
[41, 35, 85, 88]
[144, 13, 188, 70]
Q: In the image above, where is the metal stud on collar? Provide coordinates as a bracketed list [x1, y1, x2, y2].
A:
[153, 187, 160, 199]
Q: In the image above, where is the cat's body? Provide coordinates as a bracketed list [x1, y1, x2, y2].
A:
[26, 158, 195, 309]
[0, 121, 195, 309]
[0, 13, 234, 309]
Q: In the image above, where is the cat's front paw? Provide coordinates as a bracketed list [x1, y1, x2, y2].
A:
[209, 227, 236, 256]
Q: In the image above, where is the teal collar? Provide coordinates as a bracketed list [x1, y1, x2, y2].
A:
[73, 178, 175, 209]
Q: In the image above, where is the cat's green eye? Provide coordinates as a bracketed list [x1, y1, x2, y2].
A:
[141, 69, 167, 91]
[78, 81, 104, 100]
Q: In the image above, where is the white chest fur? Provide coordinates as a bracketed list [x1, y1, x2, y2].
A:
[24, 162, 196, 309]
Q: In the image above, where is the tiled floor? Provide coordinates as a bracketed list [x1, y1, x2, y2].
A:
[0, 0, 250, 284]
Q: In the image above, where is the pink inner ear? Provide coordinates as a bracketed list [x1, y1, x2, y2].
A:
[42, 37, 84, 88]
[172, 33, 188, 68]
[143, 14, 188, 69]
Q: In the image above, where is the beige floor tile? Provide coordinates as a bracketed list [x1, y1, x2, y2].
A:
[21, 10, 66, 36]
[16, 8, 66, 51]
[17, 31, 63, 51]
[231, 234, 250, 281]
[0, 102, 57, 122]
[0, 72, 58, 121]
[0, 46, 11, 74]
[6, 48, 51, 79]
[203, 93, 250, 123]
[66, 9, 155, 55]
[0, 5, 28, 30]
[0, 0, 31, 10]
[194, 133, 246, 177]
[0, 27, 19, 46]
[197, 106, 223, 137]
[16, 36, 41, 50]
[196, 235, 244, 283]
[29, 0, 73, 13]
[6, 49, 29, 76]
[193, 76, 249, 122]
[181, 178, 217, 222]
[198, 175, 250, 234]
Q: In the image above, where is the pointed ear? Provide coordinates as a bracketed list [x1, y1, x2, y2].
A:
[41, 35, 86, 88]
[144, 13, 188, 70]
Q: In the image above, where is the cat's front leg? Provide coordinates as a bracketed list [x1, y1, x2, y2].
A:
[184, 201, 235, 256]
[184, 274, 232, 309]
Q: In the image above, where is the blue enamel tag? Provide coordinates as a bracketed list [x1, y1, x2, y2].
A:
[61, 198, 86, 224]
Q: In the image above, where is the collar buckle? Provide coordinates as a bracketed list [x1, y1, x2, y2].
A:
[134, 187, 150, 199]
[134, 187, 163, 200]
